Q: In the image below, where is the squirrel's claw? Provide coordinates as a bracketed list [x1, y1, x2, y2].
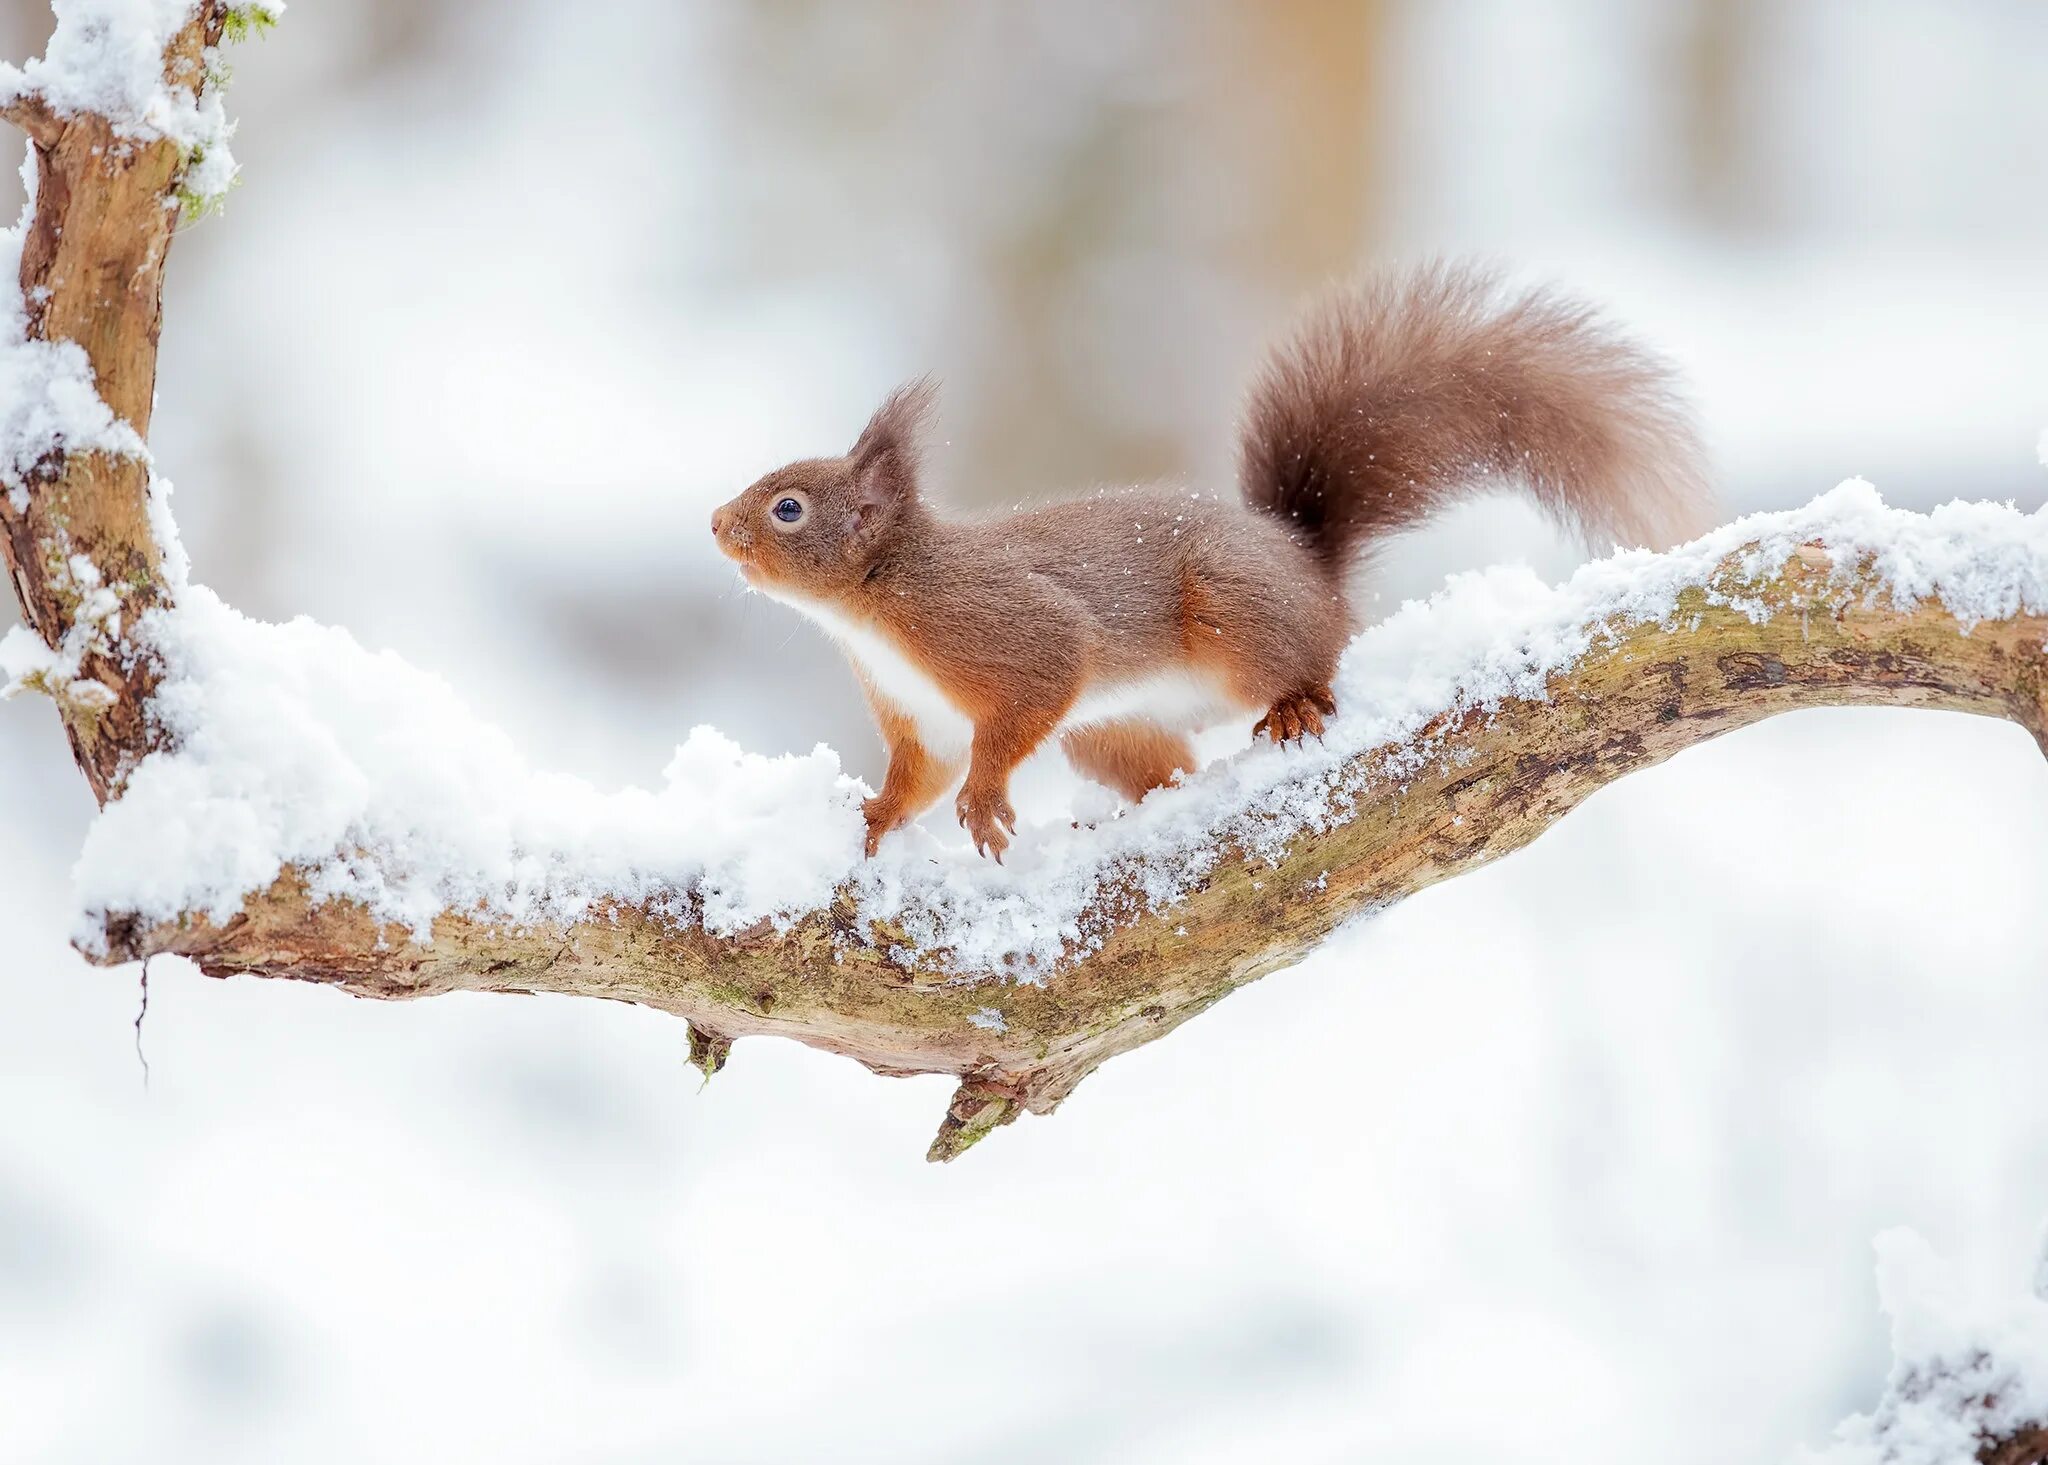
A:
[1257, 687, 1337, 747]
[956, 787, 1015, 861]
[861, 795, 903, 859]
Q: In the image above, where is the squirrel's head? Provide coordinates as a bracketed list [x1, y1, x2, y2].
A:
[711, 380, 935, 600]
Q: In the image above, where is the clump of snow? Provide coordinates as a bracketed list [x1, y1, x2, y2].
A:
[1802, 1229, 2048, 1464]
[142, 469, 191, 591]
[0, 0, 190, 124]
[0, 622, 116, 711]
[76, 585, 866, 945]
[60, 480, 2048, 974]
[0, 624, 60, 693]
[0, 146, 148, 495]
[0, 0, 271, 209]
[0, 551, 121, 711]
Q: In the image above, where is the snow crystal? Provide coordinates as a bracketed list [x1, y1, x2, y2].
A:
[967, 1008, 1007, 1034]
[1802, 1229, 2048, 1464]
[59, 480, 2048, 977]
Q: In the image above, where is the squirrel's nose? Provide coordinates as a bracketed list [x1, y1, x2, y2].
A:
[711, 504, 731, 539]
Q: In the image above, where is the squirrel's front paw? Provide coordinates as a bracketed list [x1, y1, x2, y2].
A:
[955, 786, 1017, 862]
[862, 796, 904, 858]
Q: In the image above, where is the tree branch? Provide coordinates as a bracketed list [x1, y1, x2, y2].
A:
[1982, 1426, 2048, 1465]
[88, 532, 2048, 1162]
[0, 91, 60, 147]
[0, 1, 227, 801]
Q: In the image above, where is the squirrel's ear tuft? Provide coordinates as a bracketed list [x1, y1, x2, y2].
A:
[849, 377, 937, 505]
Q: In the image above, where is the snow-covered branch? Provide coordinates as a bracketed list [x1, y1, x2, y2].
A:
[76, 486, 2048, 1168]
[0, 0, 239, 802]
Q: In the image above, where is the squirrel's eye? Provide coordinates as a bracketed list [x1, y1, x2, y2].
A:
[772, 497, 804, 524]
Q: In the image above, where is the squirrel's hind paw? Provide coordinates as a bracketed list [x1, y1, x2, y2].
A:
[1255, 686, 1336, 745]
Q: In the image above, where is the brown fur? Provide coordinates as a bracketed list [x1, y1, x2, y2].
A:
[1060, 721, 1198, 804]
[1241, 261, 1710, 561]
[711, 264, 1710, 858]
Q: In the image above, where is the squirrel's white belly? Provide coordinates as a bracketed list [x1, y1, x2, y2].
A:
[760, 585, 1247, 757]
[757, 586, 976, 755]
[1062, 667, 1241, 736]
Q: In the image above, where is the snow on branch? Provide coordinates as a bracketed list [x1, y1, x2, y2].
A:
[1806, 1230, 2048, 1465]
[0, 0, 269, 208]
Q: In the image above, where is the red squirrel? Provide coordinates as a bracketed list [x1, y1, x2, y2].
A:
[712, 263, 1708, 860]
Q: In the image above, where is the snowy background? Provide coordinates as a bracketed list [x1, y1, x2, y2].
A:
[4, 1, 2048, 1460]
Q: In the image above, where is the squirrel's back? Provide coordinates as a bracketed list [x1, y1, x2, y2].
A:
[1238, 262, 1710, 569]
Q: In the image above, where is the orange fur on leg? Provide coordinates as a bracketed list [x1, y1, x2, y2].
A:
[1060, 720, 1196, 803]
[956, 704, 1068, 861]
[860, 687, 963, 857]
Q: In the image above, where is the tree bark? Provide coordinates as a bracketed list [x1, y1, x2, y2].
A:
[1982, 1424, 2048, 1465]
[0, 3, 224, 802]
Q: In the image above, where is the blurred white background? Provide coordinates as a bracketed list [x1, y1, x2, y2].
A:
[3, 2, 2047, 1460]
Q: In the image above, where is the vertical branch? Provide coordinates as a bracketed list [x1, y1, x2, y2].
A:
[0, 1, 224, 802]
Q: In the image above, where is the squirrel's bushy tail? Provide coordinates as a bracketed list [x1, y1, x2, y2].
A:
[1238, 262, 1711, 569]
